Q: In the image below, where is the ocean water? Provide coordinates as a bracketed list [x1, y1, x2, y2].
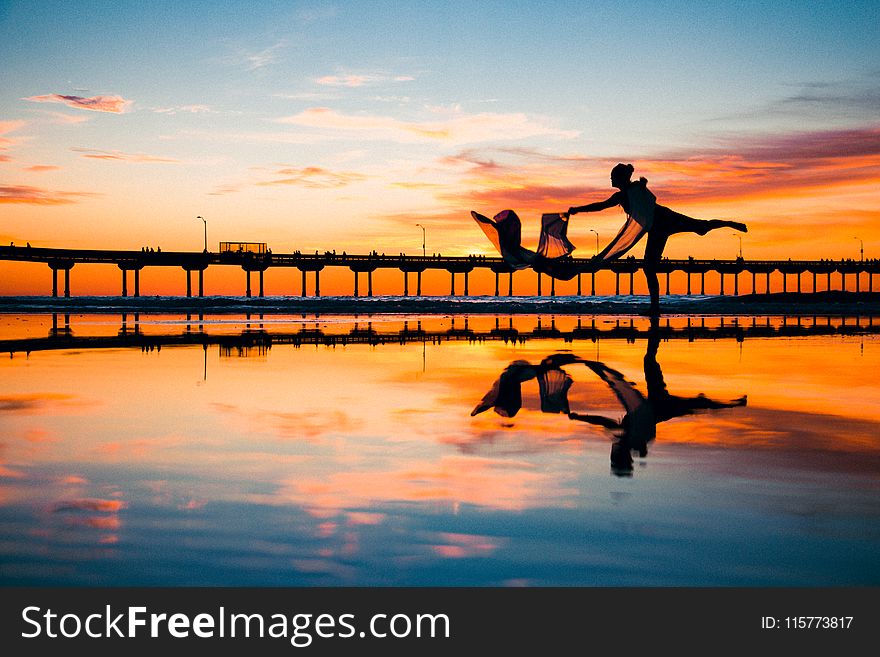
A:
[0, 312, 878, 586]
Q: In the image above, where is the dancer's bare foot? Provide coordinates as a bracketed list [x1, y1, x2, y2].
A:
[728, 221, 747, 233]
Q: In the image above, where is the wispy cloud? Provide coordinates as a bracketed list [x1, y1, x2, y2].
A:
[240, 41, 286, 71]
[43, 110, 90, 125]
[256, 165, 368, 188]
[273, 91, 342, 101]
[0, 119, 27, 158]
[424, 124, 880, 214]
[211, 164, 368, 195]
[642, 125, 880, 204]
[0, 119, 27, 137]
[153, 104, 213, 115]
[24, 94, 132, 113]
[278, 106, 578, 144]
[317, 74, 380, 88]
[207, 182, 243, 197]
[71, 147, 179, 164]
[23, 165, 60, 172]
[0, 184, 98, 205]
[718, 73, 880, 126]
[315, 72, 415, 88]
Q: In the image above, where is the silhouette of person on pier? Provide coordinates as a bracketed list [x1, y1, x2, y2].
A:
[471, 318, 747, 476]
[568, 163, 747, 314]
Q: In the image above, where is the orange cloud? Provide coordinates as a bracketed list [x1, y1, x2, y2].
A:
[0, 119, 26, 159]
[23, 165, 60, 172]
[256, 166, 368, 188]
[0, 184, 98, 205]
[71, 147, 179, 163]
[450, 125, 880, 210]
[279, 107, 578, 144]
[0, 119, 26, 134]
[24, 93, 132, 113]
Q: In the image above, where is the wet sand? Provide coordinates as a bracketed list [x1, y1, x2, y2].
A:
[0, 291, 878, 316]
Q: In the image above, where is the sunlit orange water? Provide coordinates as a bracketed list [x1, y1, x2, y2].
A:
[1, 313, 878, 585]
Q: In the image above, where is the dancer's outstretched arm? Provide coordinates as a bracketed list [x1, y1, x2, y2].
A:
[568, 193, 621, 216]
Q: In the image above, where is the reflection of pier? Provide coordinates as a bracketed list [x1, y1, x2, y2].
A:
[2, 314, 878, 356]
[1, 244, 878, 298]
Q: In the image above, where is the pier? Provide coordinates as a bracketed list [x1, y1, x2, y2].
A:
[1, 244, 878, 298]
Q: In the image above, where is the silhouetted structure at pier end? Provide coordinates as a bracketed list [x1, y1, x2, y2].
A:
[1, 244, 877, 298]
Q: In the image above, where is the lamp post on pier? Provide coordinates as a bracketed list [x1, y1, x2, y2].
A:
[197, 216, 207, 252]
[854, 236, 863, 261]
[416, 223, 426, 257]
[589, 229, 599, 256]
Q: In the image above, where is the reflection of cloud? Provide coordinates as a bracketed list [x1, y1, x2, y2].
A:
[430, 532, 502, 559]
[59, 475, 88, 485]
[276, 454, 555, 513]
[52, 498, 126, 513]
[0, 393, 77, 413]
[211, 403, 363, 441]
[346, 512, 385, 526]
[0, 463, 26, 478]
[24, 94, 132, 113]
[659, 406, 880, 478]
[71, 515, 121, 530]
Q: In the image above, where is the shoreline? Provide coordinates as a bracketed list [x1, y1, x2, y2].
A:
[0, 291, 878, 316]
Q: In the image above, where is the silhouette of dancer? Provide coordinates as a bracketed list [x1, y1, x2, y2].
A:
[471, 319, 746, 476]
[569, 163, 747, 314]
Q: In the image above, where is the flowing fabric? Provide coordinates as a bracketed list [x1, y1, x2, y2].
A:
[536, 368, 573, 414]
[471, 210, 535, 269]
[470, 360, 537, 418]
[581, 361, 655, 440]
[595, 183, 657, 261]
[536, 212, 576, 259]
[471, 209, 578, 279]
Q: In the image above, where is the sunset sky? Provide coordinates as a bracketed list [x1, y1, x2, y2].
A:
[1, 1, 879, 294]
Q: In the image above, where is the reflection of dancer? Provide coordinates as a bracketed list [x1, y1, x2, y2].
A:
[471, 321, 746, 476]
[471, 354, 578, 418]
[570, 321, 746, 475]
[568, 163, 747, 314]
